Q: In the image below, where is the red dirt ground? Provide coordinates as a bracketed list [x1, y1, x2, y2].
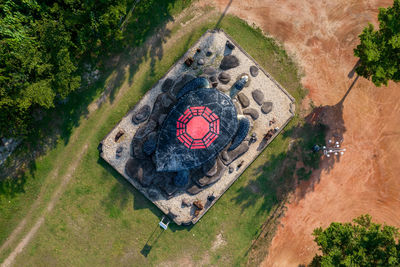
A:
[198, 0, 400, 265]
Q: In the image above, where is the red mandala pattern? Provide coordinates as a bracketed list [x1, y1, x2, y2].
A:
[176, 106, 220, 149]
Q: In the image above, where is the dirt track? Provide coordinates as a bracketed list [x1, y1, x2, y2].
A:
[198, 0, 400, 265]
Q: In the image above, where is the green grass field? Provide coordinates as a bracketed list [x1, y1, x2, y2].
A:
[0, 3, 324, 266]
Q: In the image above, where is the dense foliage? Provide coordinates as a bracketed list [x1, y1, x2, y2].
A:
[0, 0, 132, 137]
[311, 214, 400, 266]
[354, 0, 400, 86]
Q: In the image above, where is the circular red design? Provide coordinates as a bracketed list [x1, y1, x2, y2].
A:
[176, 106, 220, 149]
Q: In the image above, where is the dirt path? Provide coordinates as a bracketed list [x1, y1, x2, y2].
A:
[197, 0, 400, 266]
[1, 145, 88, 267]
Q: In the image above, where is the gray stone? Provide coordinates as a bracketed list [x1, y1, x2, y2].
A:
[187, 184, 204, 195]
[250, 66, 259, 77]
[209, 75, 217, 82]
[218, 71, 231, 84]
[221, 142, 249, 166]
[226, 40, 235, 50]
[182, 198, 191, 207]
[220, 55, 239, 70]
[147, 187, 159, 198]
[161, 78, 173, 92]
[203, 66, 217, 75]
[169, 74, 196, 98]
[243, 108, 259, 120]
[261, 101, 273, 114]
[132, 105, 151, 124]
[197, 58, 204, 65]
[252, 89, 264, 105]
[196, 159, 226, 186]
[229, 166, 234, 173]
[237, 93, 250, 108]
[202, 158, 218, 177]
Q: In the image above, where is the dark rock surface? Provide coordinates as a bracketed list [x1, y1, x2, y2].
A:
[184, 57, 194, 67]
[252, 89, 264, 105]
[174, 170, 190, 187]
[134, 120, 157, 140]
[250, 66, 259, 77]
[157, 175, 177, 199]
[243, 108, 259, 120]
[158, 114, 167, 126]
[156, 88, 238, 172]
[169, 74, 196, 98]
[221, 142, 249, 165]
[132, 105, 151, 124]
[218, 71, 231, 84]
[209, 76, 217, 82]
[206, 51, 212, 57]
[125, 157, 155, 187]
[237, 93, 250, 108]
[176, 77, 210, 99]
[147, 187, 159, 198]
[226, 40, 235, 50]
[228, 116, 250, 151]
[143, 132, 157, 156]
[196, 159, 226, 186]
[161, 78, 174, 92]
[220, 55, 239, 70]
[261, 101, 273, 114]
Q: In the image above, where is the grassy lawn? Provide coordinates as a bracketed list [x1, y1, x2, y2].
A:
[0, 3, 324, 266]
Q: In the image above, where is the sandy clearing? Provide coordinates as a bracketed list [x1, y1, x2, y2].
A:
[197, 0, 400, 266]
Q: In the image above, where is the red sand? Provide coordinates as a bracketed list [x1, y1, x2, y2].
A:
[198, 0, 400, 265]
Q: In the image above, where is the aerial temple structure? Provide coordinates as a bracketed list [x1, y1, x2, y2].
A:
[100, 30, 295, 225]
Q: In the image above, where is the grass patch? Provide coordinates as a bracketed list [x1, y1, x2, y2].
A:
[0, 5, 324, 267]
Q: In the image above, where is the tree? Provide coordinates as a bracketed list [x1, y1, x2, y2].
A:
[354, 0, 400, 87]
[311, 214, 400, 266]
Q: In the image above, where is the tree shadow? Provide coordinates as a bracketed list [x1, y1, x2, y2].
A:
[231, 74, 359, 216]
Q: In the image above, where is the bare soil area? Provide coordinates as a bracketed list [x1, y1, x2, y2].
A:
[198, 0, 400, 266]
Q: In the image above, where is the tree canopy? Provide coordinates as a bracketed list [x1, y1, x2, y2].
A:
[354, 0, 400, 87]
[311, 214, 400, 266]
[0, 0, 131, 137]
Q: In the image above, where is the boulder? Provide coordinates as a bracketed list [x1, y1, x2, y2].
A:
[202, 158, 218, 177]
[116, 146, 123, 158]
[252, 89, 264, 105]
[161, 78, 173, 92]
[206, 51, 212, 57]
[196, 159, 226, 186]
[243, 108, 259, 120]
[226, 40, 235, 50]
[169, 74, 196, 98]
[203, 66, 217, 75]
[261, 101, 273, 114]
[160, 93, 174, 109]
[134, 120, 157, 140]
[132, 105, 151, 124]
[176, 77, 210, 99]
[182, 198, 191, 207]
[197, 58, 205, 65]
[209, 75, 217, 82]
[114, 130, 124, 142]
[218, 71, 231, 84]
[193, 200, 204, 210]
[125, 157, 155, 187]
[184, 57, 194, 67]
[187, 184, 204, 195]
[237, 93, 250, 108]
[250, 65, 259, 77]
[221, 142, 249, 166]
[229, 166, 234, 173]
[147, 187, 159, 198]
[228, 116, 250, 151]
[220, 55, 239, 70]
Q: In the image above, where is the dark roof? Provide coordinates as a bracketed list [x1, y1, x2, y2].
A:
[155, 88, 238, 172]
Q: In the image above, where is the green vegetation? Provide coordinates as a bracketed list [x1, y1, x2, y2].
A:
[0, 4, 323, 266]
[311, 214, 400, 266]
[354, 0, 400, 87]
